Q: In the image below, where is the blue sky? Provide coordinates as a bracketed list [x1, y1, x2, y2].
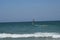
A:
[0, 0, 60, 22]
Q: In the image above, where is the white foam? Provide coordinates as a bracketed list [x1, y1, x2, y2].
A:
[0, 32, 60, 38]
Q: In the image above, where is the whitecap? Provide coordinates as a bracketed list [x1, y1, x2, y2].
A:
[0, 32, 60, 38]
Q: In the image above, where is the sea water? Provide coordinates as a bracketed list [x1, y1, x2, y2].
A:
[0, 21, 60, 40]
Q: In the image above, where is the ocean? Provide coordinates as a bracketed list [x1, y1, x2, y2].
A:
[0, 21, 60, 40]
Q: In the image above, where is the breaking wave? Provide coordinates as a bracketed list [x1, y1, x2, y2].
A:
[0, 32, 60, 38]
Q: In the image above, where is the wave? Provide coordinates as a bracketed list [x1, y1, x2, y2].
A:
[0, 32, 60, 38]
[34, 25, 48, 27]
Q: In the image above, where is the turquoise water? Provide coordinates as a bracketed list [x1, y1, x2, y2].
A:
[0, 21, 60, 40]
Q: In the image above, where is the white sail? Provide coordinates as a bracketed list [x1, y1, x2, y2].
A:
[32, 18, 35, 25]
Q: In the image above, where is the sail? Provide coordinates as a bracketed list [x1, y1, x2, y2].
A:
[32, 18, 35, 25]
